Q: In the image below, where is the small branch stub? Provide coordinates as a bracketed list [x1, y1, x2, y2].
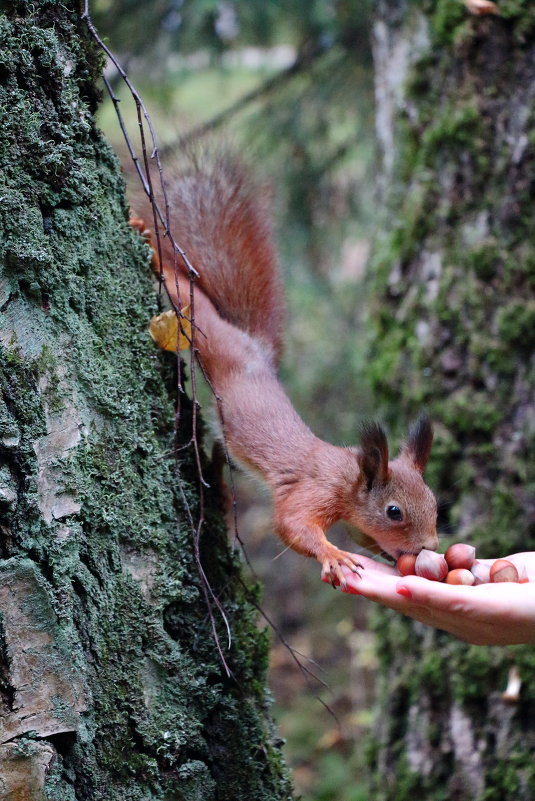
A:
[502, 665, 522, 703]
[462, 0, 500, 14]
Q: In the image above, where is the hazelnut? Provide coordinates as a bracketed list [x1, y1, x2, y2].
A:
[489, 559, 519, 583]
[470, 561, 491, 585]
[444, 543, 476, 570]
[397, 553, 417, 576]
[415, 549, 448, 582]
[445, 568, 475, 586]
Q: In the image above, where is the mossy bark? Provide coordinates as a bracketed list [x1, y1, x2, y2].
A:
[365, 2, 535, 799]
[0, 3, 292, 799]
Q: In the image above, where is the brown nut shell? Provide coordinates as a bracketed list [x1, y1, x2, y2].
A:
[415, 549, 448, 582]
[445, 568, 475, 586]
[444, 543, 476, 570]
[490, 559, 519, 583]
[397, 553, 417, 576]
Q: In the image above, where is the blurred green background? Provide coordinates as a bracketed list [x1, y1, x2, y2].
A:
[95, 1, 380, 797]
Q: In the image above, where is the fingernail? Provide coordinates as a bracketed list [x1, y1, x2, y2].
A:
[397, 585, 412, 599]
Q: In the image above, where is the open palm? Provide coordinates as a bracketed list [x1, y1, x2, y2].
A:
[327, 552, 535, 646]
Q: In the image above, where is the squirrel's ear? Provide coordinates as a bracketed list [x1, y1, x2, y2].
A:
[402, 413, 433, 473]
[358, 422, 389, 490]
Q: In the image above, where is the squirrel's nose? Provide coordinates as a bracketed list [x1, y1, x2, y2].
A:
[421, 533, 439, 552]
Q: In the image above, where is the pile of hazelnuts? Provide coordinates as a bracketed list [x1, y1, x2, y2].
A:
[397, 544, 529, 585]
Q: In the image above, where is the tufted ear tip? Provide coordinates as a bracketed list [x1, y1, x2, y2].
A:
[358, 421, 389, 490]
[403, 413, 433, 472]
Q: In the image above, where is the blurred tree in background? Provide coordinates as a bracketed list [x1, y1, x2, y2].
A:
[366, 2, 535, 799]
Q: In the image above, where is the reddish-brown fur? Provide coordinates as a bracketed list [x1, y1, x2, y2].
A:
[133, 157, 438, 586]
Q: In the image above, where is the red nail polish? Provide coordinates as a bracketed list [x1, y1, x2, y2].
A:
[397, 585, 412, 599]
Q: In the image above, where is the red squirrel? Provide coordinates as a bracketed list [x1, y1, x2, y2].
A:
[132, 156, 438, 587]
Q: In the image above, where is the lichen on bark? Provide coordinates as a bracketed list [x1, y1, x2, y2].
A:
[365, 2, 535, 799]
[0, 2, 292, 799]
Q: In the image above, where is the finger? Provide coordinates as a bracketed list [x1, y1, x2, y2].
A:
[395, 576, 480, 611]
[339, 567, 519, 641]
[320, 556, 395, 588]
[394, 576, 535, 622]
[340, 566, 410, 606]
[344, 555, 399, 575]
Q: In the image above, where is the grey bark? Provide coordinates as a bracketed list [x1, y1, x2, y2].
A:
[0, 3, 292, 799]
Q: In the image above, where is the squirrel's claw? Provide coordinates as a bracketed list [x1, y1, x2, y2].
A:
[321, 548, 363, 590]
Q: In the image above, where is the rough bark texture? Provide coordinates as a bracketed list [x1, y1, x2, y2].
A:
[365, 2, 535, 799]
[0, 2, 292, 799]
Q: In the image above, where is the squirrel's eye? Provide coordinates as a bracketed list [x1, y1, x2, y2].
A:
[386, 504, 403, 522]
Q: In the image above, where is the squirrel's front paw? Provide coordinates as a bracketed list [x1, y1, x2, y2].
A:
[319, 545, 362, 590]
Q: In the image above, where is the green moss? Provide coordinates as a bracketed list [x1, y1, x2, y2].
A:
[496, 301, 535, 350]
[463, 243, 500, 281]
[428, 0, 468, 46]
[497, 1, 535, 41]
[421, 104, 480, 159]
[449, 646, 505, 706]
[441, 389, 502, 434]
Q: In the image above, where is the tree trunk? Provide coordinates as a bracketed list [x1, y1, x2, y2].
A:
[0, 3, 292, 799]
[366, 2, 535, 799]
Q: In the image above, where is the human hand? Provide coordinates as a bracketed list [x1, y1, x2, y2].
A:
[323, 552, 535, 646]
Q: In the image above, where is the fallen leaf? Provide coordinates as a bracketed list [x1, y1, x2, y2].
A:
[149, 307, 192, 352]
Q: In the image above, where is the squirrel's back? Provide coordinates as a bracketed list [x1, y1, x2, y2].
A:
[161, 155, 285, 363]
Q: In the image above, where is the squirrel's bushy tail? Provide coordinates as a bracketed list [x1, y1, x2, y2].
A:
[162, 154, 285, 363]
